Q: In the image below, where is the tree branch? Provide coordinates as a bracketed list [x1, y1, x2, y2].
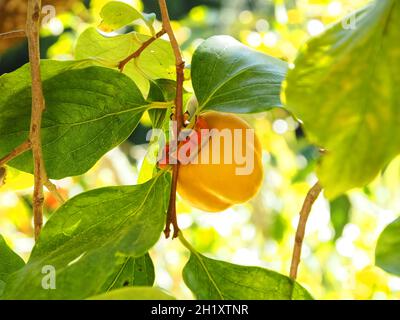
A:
[0, 140, 31, 167]
[118, 29, 166, 72]
[26, 0, 47, 241]
[158, 0, 185, 239]
[0, 30, 26, 40]
[289, 181, 322, 280]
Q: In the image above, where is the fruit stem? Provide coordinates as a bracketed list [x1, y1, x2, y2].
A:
[158, 0, 185, 239]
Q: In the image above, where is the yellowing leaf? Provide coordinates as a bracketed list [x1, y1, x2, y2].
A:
[285, 0, 400, 198]
[98, 1, 142, 32]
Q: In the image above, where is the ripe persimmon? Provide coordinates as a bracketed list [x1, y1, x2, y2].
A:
[177, 111, 263, 212]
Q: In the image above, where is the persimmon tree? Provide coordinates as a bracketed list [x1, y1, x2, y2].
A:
[0, 0, 399, 300]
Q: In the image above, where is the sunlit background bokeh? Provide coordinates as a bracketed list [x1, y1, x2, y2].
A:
[1, 0, 399, 300]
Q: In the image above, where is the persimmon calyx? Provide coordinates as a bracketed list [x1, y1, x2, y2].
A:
[158, 115, 210, 168]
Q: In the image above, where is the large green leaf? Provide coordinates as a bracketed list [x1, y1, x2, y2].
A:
[375, 217, 400, 276]
[0, 60, 148, 179]
[181, 236, 312, 300]
[88, 287, 175, 300]
[3, 173, 170, 299]
[191, 35, 287, 114]
[0, 235, 25, 297]
[75, 28, 175, 95]
[285, 0, 400, 198]
[101, 254, 155, 291]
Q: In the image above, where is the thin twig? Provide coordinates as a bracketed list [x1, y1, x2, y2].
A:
[289, 181, 322, 280]
[0, 30, 26, 40]
[118, 29, 166, 72]
[0, 140, 31, 167]
[0, 167, 6, 187]
[26, 0, 47, 241]
[44, 179, 66, 204]
[158, 0, 185, 239]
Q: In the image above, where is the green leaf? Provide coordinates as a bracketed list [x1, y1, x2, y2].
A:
[191, 35, 287, 114]
[101, 254, 155, 291]
[330, 195, 351, 240]
[75, 28, 175, 96]
[3, 173, 170, 299]
[88, 287, 175, 300]
[375, 217, 400, 276]
[137, 143, 161, 184]
[180, 236, 313, 300]
[285, 0, 400, 198]
[142, 13, 157, 35]
[0, 60, 147, 179]
[137, 79, 178, 184]
[0, 235, 25, 297]
[147, 79, 192, 129]
[98, 1, 143, 32]
[147, 79, 176, 129]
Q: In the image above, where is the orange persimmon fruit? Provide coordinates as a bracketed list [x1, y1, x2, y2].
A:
[176, 111, 263, 212]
